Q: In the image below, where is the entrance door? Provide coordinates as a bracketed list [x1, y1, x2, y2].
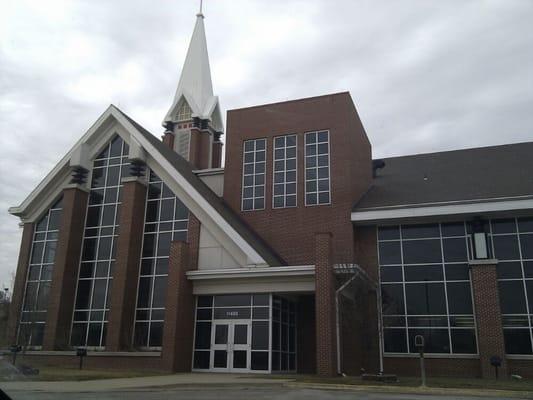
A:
[211, 321, 251, 372]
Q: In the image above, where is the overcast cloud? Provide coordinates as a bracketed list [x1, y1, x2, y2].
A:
[1, 0, 532, 288]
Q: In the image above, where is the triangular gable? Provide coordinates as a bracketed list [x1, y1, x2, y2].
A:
[10, 105, 283, 268]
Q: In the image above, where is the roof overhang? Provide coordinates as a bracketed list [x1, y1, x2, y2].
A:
[351, 196, 533, 224]
[187, 265, 316, 295]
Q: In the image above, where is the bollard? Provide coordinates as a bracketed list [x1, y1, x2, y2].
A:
[490, 355, 502, 379]
[9, 345, 21, 366]
[414, 335, 426, 387]
[77, 347, 88, 370]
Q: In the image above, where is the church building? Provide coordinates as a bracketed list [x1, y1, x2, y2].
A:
[7, 10, 533, 378]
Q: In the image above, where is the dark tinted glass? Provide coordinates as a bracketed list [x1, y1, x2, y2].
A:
[493, 235, 520, 260]
[193, 351, 210, 369]
[445, 264, 469, 280]
[520, 234, 533, 259]
[442, 238, 468, 262]
[503, 329, 533, 354]
[492, 219, 517, 234]
[403, 240, 442, 264]
[149, 322, 163, 346]
[384, 329, 407, 352]
[496, 262, 523, 279]
[378, 226, 400, 240]
[194, 322, 211, 349]
[498, 281, 527, 314]
[447, 282, 473, 314]
[451, 329, 477, 354]
[152, 276, 167, 308]
[408, 328, 450, 353]
[252, 321, 269, 350]
[402, 224, 440, 239]
[378, 241, 401, 265]
[441, 222, 465, 237]
[214, 294, 251, 307]
[381, 284, 404, 315]
[405, 283, 446, 315]
[251, 351, 268, 370]
[518, 217, 533, 233]
[404, 265, 443, 282]
[197, 296, 213, 307]
[380, 266, 403, 282]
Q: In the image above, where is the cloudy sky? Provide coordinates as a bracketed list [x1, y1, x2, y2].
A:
[1, 0, 532, 288]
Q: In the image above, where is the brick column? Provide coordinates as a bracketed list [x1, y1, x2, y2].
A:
[7, 223, 35, 345]
[43, 185, 89, 350]
[315, 232, 337, 377]
[106, 178, 147, 351]
[161, 241, 195, 371]
[470, 260, 508, 378]
[162, 131, 175, 149]
[212, 141, 223, 168]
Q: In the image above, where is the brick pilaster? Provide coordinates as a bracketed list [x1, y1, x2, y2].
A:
[162, 131, 175, 149]
[7, 223, 35, 345]
[470, 260, 508, 378]
[314, 232, 337, 377]
[106, 178, 147, 351]
[161, 241, 195, 371]
[43, 186, 89, 350]
[211, 141, 223, 168]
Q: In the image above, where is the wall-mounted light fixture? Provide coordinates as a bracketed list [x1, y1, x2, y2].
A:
[471, 218, 489, 259]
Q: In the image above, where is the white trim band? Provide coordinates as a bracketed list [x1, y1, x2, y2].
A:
[352, 198, 533, 222]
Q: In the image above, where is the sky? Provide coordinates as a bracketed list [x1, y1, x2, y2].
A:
[1, 0, 532, 288]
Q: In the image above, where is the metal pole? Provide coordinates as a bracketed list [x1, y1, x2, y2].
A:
[419, 351, 426, 387]
[376, 286, 384, 375]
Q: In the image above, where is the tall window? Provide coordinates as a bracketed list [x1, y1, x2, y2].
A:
[19, 197, 63, 347]
[71, 135, 129, 348]
[273, 134, 297, 208]
[134, 171, 189, 348]
[491, 217, 533, 355]
[241, 138, 266, 211]
[305, 130, 330, 206]
[378, 222, 477, 354]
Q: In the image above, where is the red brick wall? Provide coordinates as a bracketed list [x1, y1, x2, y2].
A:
[223, 92, 372, 266]
[212, 142, 223, 169]
[161, 241, 194, 371]
[44, 187, 88, 350]
[507, 359, 533, 378]
[7, 223, 34, 345]
[314, 232, 337, 376]
[106, 180, 147, 351]
[470, 262, 508, 378]
[384, 357, 481, 378]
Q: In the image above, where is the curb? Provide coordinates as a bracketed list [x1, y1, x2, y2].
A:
[284, 382, 533, 399]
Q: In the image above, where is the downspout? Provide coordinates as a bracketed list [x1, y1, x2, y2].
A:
[335, 272, 359, 375]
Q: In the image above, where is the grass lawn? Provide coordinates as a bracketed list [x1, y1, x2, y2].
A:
[271, 374, 533, 392]
[1, 365, 166, 382]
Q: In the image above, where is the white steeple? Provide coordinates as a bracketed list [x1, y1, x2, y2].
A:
[163, 10, 223, 132]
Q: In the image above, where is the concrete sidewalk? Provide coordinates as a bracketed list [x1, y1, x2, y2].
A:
[0, 373, 292, 393]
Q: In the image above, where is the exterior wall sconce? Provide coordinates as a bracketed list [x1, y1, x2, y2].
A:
[471, 218, 489, 259]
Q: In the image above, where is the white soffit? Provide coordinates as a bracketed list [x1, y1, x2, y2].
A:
[351, 197, 533, 222]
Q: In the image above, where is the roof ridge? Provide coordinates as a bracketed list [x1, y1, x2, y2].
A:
[376, 140, 533, 161]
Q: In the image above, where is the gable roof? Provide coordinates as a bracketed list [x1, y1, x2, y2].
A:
[9, 105, 283, 267]
[354, 141, 533, 211]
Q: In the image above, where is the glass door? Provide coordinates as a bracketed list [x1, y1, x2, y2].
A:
[211, 321, 251, 372]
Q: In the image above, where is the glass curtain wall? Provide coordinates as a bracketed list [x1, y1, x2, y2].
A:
[378, 222, 477, 355]
[491, 217, 533, 354]
[133, 170, 189, 348]
[71, 135, 129, 347]
[19, 197, 63, 347]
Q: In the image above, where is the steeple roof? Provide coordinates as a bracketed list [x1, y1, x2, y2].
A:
[164, 13, 222, 130]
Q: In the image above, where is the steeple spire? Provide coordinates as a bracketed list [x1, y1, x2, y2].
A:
[163, 7, 222, 132]
[162, 7, 224, 169]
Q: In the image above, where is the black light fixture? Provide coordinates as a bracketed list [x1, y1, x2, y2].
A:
[471, 218, 489, 259]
